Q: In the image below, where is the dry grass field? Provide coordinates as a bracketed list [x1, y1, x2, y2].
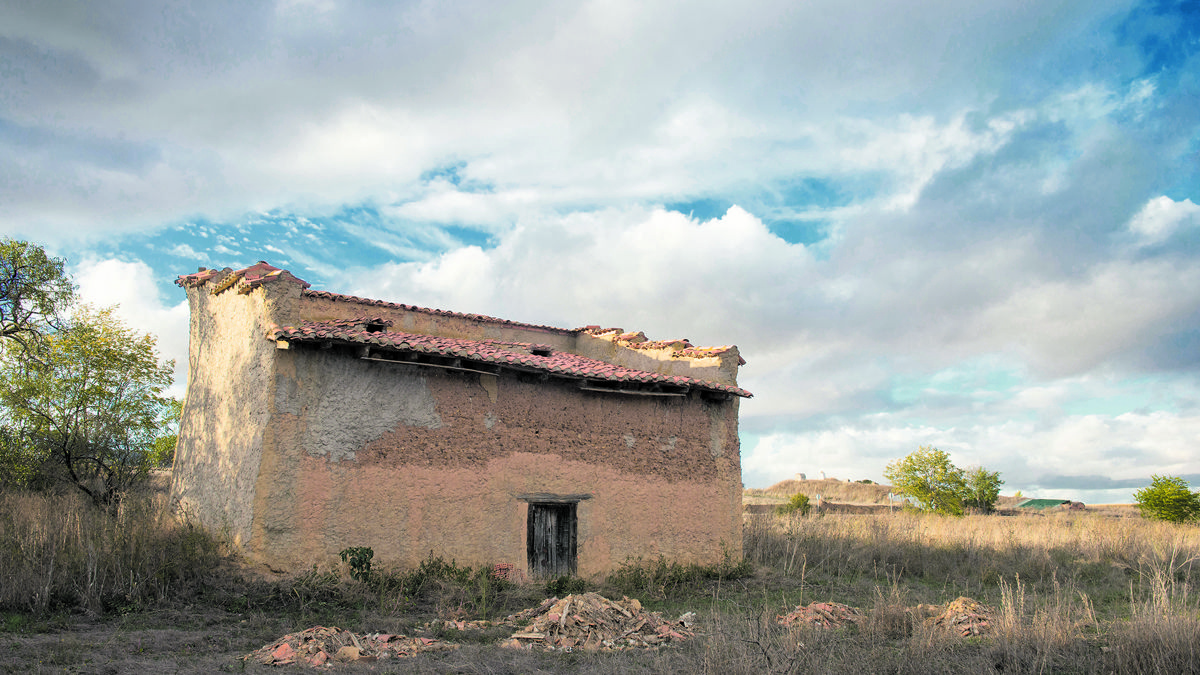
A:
[2, 484, 1198, 674]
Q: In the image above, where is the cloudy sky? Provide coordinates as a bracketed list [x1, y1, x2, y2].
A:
[3, 0, 1198, 503]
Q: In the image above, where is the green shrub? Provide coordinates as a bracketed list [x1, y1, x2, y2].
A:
[776, 493, 811, 516]
[1134, 475, 1200, 524]
[338, 546, 374, 582]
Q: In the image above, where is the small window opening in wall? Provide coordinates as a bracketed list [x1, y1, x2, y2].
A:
[527, 502, 577, 577]
[365, 322, 386, 333]
[531, 347, 552, 357]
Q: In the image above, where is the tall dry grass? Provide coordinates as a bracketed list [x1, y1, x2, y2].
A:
[715, 509, 1200, 674]
[0, 489, 223, 614]
[745, 510, 1200, 603]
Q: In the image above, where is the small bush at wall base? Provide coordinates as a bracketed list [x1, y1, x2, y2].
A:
[338, 546, 374, 582]
[387, 553, 515, 619]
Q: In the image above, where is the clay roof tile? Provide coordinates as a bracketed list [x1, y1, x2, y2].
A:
[246, 318, 752, 395]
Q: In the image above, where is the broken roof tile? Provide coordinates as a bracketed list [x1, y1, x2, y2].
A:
[268, 321, 752, 398]
[175, 261, 310, 294]
[304, 289, 572, 335]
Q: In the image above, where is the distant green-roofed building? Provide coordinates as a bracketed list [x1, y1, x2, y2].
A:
[1016, 498, 1072, 510]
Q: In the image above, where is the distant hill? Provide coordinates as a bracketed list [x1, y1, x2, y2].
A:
[745, 478, 893, 505]
[745, 478, 1027, 508]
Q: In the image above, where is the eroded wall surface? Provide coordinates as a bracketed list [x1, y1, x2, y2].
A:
[257, 348, 743, 574]
[171, 280, 299, 547]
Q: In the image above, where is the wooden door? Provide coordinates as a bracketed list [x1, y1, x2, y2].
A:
[527, 503, 577, 577]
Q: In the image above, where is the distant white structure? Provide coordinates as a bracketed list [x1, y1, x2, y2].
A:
[795, 473, 806, 480]
[820, 470, 826, 480]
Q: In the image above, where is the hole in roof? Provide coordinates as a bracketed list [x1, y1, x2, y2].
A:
[366, 322, 387, 333]
[531, 348, 552, 357]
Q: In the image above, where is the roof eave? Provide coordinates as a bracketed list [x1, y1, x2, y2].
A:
[272, 333, 751, 398]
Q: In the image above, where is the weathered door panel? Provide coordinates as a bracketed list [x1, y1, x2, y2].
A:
[527, 503, 576, 577]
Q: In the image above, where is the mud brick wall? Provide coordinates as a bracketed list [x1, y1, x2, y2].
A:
[256, 349, 742, 575]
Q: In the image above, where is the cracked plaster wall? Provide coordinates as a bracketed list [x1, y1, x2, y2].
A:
[253, 352, 742, 575]
[171, 279, 301, 548]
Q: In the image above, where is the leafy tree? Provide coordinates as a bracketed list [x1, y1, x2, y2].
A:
[1134, 475, 1200, 524]
[0, 305, 174, 504]
[149, 398, 183, 468]
[0, 239, 74, 353]
[884, 446, 968, 515]
[962, 467, 1004, 513]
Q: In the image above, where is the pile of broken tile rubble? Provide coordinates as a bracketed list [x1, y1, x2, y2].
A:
[777, 601, 865, 628]
[247, 592, 697, 665]
[502, 592, 697, 651]
[245, 626, 455, 666]
[777, 596, 993, 637]
[931, 596, 992, 637]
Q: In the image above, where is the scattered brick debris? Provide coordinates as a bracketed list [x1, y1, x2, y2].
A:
[245, 626, 456, 666]
[492, 562, 525, 583]
[501, 592, 696, 651]
[777, 602, 865, 629]
[932, 596, 993, 637]
[427, 618, 497, 631]
[777, 598, 993, 638]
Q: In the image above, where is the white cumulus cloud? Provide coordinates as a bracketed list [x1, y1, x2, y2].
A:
[1127, 196, 1200, 246]
[72, 258, 190, 396]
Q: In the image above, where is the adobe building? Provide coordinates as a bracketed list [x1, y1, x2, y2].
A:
[171, 262, 750, 577]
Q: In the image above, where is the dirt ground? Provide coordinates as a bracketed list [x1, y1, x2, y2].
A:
[0, 605, 700, 674]
[1, 608, 274, 674]
[3, 614, 496, 674]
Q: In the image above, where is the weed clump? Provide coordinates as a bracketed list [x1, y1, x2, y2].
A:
[544, 575, 588, 596]
[607, 550, 752, 599]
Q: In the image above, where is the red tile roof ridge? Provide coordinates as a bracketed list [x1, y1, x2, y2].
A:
[579, 324, 743, 362]
[176, 261, 311, 294]
[679, 345, 746, 366]
[579, 326, 623, 336]
[626, 339, 693, 351]
[303, 289, 574, 335]
[677, 345, 735, 357]
[267, 322, 751, 398]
